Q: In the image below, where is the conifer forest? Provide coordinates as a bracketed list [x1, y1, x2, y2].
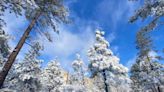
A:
[0, 0, 164, 92]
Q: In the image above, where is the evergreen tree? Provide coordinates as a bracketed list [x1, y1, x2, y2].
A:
[130, 0, 164, 32]
[71, 54, 85, 85]
[130, 1, 164, 91]
[0, 30, 10, 71]
[88, 29, 131, 92]
[4, 42, 43, 92]
[0, 0, 25, 30]
[40, 60, 64, 92]
[0, 0, 68, 87]
[130, 29, 164, 92]
[63, 54, 87, 92]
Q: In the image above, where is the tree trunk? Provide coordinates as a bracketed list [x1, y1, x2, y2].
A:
[157, 86, 161, 92]
[0, 11, 41, 88]
[102, 69, 108, 92]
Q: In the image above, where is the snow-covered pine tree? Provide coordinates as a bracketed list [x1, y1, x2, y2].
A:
[0, 0, 26, 30]
[63, 54, 87, 92]
[5, 42, 43, 92]
[130, 0, 164, 33]
[131, 55, 164, 92]
[130, 29, 164, 92]
[129, 0, 164, 91]
[71, 54, 85, 85]
[40, 60, 64, 92]
[0, 30, 12, 91]
[0, 30, 10, 71]
[88, 29, 131, 92]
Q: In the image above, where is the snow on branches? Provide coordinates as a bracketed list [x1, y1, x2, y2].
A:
[88, 29, 131, 92]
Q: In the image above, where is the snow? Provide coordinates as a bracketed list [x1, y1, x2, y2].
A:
[0, 23, 163, 92]
[88, 29, 131, 92]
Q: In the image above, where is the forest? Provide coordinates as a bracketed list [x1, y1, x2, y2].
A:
[0, 0, 164, 92]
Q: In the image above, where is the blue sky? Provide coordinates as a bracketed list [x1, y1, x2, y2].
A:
[3, 0, 164, 71]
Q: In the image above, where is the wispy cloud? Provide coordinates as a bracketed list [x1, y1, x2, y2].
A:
[111, 46, 120, 56]
[96, 0, 138, 29]
[37, 17, 96, 70]
[107, 32, 116, 43]
[148, 50, 158, 61]
[38, 25, 95, 58]
[126, 56, 136, 69]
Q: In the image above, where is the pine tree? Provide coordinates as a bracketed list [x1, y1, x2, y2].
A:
[88, 29, 131, 92]
[0, 0, 25, 30]
[40, 60, 64, 92]
[130, 29, 164, 92]
[4, 42, 43, 92]
[63, 54, 87, 92]
[129, 1, 164, 91]
[130, 0, 164, 32]
[0, 0, 68, 87]
[71, 54, 85, 85]
[0, 30, 10, 71]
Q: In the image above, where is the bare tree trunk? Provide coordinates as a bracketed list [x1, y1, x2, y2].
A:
[81, 67, 85, 85]
[0, 11, 41, 88]
[157, 85, 161, 92]
[102, 69, 108, 92]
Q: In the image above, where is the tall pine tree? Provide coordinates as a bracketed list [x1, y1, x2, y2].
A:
[0, 0, 68, 87]
[63, 54, 87, 92]
[40, 60, 64, 92]
[88, 29, 131, 92]
[130, 28, 164, 92]
[4, 42, 43, 92]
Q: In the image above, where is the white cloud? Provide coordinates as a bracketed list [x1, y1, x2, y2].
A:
[37, 22, 95, 70]
[107, 32, 116, 43]
[65, 0, 77, 6]
[126, 56, 136, 69]
[96, 0, 138, 29]
[148, 50, 158, 61]
[111, 46, 120, 56]
[39, 26, 94, 58]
